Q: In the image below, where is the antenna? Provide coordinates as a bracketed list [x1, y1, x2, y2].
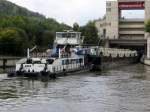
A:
[27, 48, 30, 59]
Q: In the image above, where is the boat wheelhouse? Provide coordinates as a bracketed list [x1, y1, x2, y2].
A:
[55, 30, 83, 47]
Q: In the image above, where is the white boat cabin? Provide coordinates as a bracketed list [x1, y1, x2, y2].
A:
[55, 30, 83, 46]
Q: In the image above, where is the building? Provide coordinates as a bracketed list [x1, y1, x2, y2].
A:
[96, 0, 150, 51]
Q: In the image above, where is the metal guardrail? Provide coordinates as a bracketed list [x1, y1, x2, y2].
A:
[0, 56, 22, 60]
[98, 47, 138, 58]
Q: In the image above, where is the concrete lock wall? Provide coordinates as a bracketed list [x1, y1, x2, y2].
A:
[95, 0, 149, 57]
[0, 59, 19, 67]
[145, 0, 150, 39]
[106, 1, 119, 40]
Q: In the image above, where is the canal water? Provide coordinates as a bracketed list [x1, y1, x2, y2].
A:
[0, 64, 150, 112]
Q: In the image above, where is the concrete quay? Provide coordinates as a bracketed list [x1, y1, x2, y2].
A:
[141, 58, 150, 66]
[0, 56, 22, 69]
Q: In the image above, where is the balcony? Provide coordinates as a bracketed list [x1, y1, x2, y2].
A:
[119, 31, 144, 35]
[119, 24, 144, 29]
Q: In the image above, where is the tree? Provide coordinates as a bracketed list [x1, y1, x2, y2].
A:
[73, 23, 79, 31]
[0, 28, 29, 55]
[79, 21, 99, 45]
[41, 30, 54, 48]
[0, 16, 71, 50]
[145, 19, 150, 33]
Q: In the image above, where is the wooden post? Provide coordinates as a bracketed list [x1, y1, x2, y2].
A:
[2, 59, 7, 70]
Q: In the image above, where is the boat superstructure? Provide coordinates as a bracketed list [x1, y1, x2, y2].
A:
[13, 30, 86, 77]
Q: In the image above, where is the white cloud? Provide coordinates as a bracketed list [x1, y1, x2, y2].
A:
[7, 0, 107, 26]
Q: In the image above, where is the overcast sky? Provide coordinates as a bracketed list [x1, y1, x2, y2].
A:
[7, 0, 109, 26]
[7, 0, 144, 26]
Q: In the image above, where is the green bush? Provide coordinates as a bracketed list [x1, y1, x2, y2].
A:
[0, 28, 28, 55]
[145, 19, 150, 33]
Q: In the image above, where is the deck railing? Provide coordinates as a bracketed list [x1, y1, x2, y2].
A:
[51, 63, 85, 73]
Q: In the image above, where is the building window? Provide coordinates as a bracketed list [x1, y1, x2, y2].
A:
[103, 29, 106, 38]
[106, 8, 111, 12]
[106, 2, 111, 7]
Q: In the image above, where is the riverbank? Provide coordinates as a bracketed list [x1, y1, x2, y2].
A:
[0, 56, 22, 69]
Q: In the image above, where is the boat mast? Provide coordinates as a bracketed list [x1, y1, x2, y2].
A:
[27, 48, 30, 59]
[27, 46, 37, 59]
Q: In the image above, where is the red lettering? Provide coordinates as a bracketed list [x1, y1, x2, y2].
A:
[119, 2, 145, 10]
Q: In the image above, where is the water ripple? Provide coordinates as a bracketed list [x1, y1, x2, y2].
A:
[0, 64, 150, 112]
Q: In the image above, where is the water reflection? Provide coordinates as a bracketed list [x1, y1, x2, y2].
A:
[0, 76, 52, 100]
[0, 64, 150, 112]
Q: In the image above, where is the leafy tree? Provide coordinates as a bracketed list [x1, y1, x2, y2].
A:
[0, 28, 28, 55]
[0, 16, 71, 54]
[79, 21, 99, 45]
[73, 23, 79, 31]
[145, 19, 150, 33]
[41, 30, 54, 48]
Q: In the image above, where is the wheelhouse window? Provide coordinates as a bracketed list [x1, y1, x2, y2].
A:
[65, 59, 69, 65]
[62, 33, 68, 38]
[71, 59, 76, 64]
[56, 32, 79, 38]
[62, 59, 70, 65]
[62, 60, 65, 65]
[56, 33, 62, 38]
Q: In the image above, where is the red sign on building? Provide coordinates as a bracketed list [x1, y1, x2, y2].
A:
[119, 2, 145, 10]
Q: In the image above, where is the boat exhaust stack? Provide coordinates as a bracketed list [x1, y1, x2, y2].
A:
[59, 48, 61, 58]
[27, 46, 37, 59]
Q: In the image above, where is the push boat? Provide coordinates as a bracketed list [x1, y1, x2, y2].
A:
[10, 30, 93, 77]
